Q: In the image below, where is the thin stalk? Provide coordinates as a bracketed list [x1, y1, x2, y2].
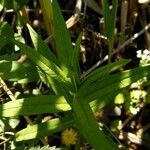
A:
[108, 0, 118, 63]
[108, 37, 114, 63]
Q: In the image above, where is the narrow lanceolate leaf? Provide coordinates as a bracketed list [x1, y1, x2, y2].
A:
[110, 0, 118, 37]
[39, 0, 53, 36]
[81, 59, 130, 89]
[26, 24, 58, 65]
[73, 96, 116, 149]
[102, 0, 118, 39]
[102, 0, 112, 38]
[0, 21, 14, 39]
[80, 65, 150, 101]
[89, 90, 119, 111]
[15, 116, 74, 141]
[0, 36, 7, 49]
[70, 33, 82, 84]
[0, 95, 71, 117]
[12, 39, 71, 88]
[52, 0, 74, 70]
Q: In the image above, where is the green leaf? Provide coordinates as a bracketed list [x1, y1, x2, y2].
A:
[71, 33, 82, 75]
[0, 60, 39, 83]
[0, 117, 20, 132]
[0, 0, 29, 10]
[0, 95, 71, 117]
[37, 68, 67, 95]
[8, 117, 20, 129]
[89, 90, 119, 111]
[26, 24, 58, 65]
[12, 39, 72, 89]
[110, 0, 118, 37]
[52, 0, 74, 70]
[70, 33, 82, 85]
[27, 24, 72, 94]
[114, 92, 126, 104]
[0, 53, 20, 61]
[81, 59, 129, 89]
[0, 21, 15, 56]
[73, 96, 116, 149]
[14, 0, 29, 9]
[0, 21, 14, 40]
[102, 0, 118, 39]
[25, 145, 62, 150]
[102, 0, 112, 38]
[11, 39, 74, 102]
[0, 0, 13, 10]
[81, 65, 150, 101]
[15, 116, 74, 141]
[0, 36, 7, 50]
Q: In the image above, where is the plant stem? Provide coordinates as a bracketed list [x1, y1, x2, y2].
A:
[108, 38, 114, 63]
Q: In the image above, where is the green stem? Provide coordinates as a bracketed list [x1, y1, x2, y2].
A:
[108, 38, 114, 63]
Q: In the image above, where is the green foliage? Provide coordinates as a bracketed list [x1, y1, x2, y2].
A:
[25, 145, 62, 150]
[27, 24, 58, 65]
[102, 0, 118, 62]
[0, 22, 14, 57]
[0, 60, 38, 83]
[0, 95, 71, 117]
[0, 0, 29, 11]
[102, 0, 118, 39]
[52, 0, 74, 71]
[81, 59, 130, 90]
[15, 116, 74, 141]
[0, 0, 150, 149]
[0, 21, 14, 40]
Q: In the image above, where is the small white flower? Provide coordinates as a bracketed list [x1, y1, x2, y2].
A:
[141, 54, 147, 60]
[137, 50, 142, 58]
[143, 49, 150, 56]
[138, 0, 150, 4]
